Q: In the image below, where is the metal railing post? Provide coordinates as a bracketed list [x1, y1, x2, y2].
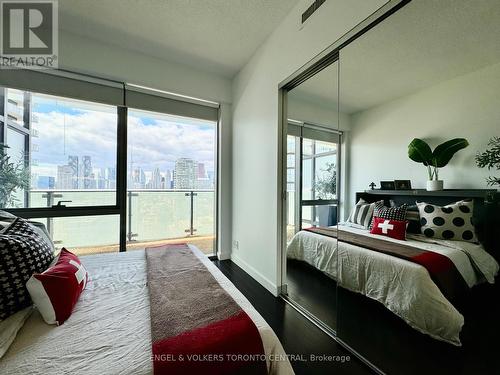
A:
[127, 190, 138, 242]
[41, 191, 62, 242]
[185, 191, 197, 236]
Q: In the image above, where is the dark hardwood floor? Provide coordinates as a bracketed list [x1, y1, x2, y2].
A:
[337, 280, 500, 375]
[286, 259, 337, 330]
[213, 259, 373, 375]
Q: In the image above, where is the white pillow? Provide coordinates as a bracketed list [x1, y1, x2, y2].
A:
[0, 307, 32, 358]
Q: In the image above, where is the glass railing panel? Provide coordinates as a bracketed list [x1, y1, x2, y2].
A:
[192, 191, 215, 254]
[126, 190, 191, 248]
[31, 215, 120, 256]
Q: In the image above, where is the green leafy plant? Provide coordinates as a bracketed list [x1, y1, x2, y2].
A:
[314, 162, 337, 199]
[408, 138, 469, 180]
[0, 144, 30, 208]
[475, 136, 500, 187]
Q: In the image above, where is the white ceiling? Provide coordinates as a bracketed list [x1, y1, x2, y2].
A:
[290, 0, 500, 115]
[59, 0, 299, 78]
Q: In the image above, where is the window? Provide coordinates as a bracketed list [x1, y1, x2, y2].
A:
[126, 109, 217, 255]
[0, 72, 219, 257]
[287, 123, 340, 232]
[1, 87, 118, 209]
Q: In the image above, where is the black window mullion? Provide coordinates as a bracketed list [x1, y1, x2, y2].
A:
[117, 106, 128, 252]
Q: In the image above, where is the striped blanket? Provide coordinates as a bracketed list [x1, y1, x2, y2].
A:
[305, 227, 469, 303]
[146, 244, 267, 375]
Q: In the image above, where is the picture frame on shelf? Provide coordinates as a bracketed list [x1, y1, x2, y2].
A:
[394, 180, 412, 190]
[380, 181, 396, 190]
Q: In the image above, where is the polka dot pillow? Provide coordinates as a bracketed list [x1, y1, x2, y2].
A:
[416, 200, 477, 243]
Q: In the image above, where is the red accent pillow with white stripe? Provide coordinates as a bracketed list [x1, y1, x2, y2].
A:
[370, 217, 408, 241]
[26, 248, 88, 325]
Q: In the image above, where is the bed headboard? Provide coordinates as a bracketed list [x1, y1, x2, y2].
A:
[356, 189, 499, 259]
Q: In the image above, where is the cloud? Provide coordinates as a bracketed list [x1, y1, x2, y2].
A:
[30, 101, 216, 179]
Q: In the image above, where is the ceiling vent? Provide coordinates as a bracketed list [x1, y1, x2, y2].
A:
[302, 0, 326, 24]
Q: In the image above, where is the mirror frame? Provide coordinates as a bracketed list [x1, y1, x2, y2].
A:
[276, 0, 411, 373]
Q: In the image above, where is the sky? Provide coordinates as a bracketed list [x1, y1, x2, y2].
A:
[31, 95, 216, 179]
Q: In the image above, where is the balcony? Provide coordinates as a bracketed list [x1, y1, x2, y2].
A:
[28, 189, 216, 256]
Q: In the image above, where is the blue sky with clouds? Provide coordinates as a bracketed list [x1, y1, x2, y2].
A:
[31, 95, 216, 178]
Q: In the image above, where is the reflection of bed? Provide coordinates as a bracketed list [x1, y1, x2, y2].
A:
[1, 247, 294, 375]
[287, 224, 499, 346]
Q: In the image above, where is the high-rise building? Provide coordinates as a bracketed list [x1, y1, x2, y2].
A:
[82, 156, 93, 189]
[68, 155, 79, 189]
[106, 167, 116, 189]
[197, 163, 207, 179]
[173, 158, 197, 189]
[196, 177, 211, 189]
[152, 167, 162, 189]
[132, 167, 146, 188]
[37, 176, 55, 189]
[163, 169, 173, 189]
[207, 171, 215, 186]
[56, 165, 74, 189]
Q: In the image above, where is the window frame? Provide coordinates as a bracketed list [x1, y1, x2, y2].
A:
[286, 122, 341, 230]
[0, 73, 220, 256]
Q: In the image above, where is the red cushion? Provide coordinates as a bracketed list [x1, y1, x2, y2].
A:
[26, 248, 88, 325]
[370, 217, 408, 241]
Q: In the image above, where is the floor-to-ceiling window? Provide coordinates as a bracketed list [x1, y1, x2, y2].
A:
[286, 122, 340, 241]
[0, 71, 219, 257]
[126, 109, 217, 255]
[0, 86, 121, 255]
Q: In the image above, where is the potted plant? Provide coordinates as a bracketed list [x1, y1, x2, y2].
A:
[475, 137, 500, 257]
[408, 138, 469, 191]
[0, 144, 30, 208]
[314, 162, 337, 226]
[475, 136, 500, 203]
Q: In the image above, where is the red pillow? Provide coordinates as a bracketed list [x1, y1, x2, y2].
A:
[26, 248, 88, 325]
[370, 217, 408, 240]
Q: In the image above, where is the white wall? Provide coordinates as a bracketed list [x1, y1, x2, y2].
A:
[58, 30, 234, 258]
[231, 0, 387, 295]
[347, 61, 500, 211]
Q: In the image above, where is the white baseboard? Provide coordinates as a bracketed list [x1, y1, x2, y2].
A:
[231, 254, 278, 296]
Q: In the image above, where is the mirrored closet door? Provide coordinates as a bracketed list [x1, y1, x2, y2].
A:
[282, 60, 340, 332]
[336, 1, 500, 374]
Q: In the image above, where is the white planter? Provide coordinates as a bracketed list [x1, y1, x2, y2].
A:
[427, 180, 443, 191]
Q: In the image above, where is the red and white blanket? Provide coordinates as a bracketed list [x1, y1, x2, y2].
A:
[146, 244, 268, 375]
[305, 227, 469, 303]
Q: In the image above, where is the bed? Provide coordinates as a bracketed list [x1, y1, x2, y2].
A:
[287, 224, 498, 346]
[0, 246, 294, 375]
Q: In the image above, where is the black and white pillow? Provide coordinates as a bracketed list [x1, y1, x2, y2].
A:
[0, 218, 55, 320]
[347, 199, 383, 229]
[390, 201, 421, 233]
[417, 200, 477, 242]
[0, 210, 16, 231]
[369, 201, 408, 229]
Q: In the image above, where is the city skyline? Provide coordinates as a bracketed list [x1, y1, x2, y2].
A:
[28, 94, 216, 190]
[33, 155, 214, 190]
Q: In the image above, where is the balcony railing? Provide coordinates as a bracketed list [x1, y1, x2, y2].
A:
[27, 189, 216, 255]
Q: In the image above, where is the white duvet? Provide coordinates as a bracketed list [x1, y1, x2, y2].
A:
[287, 225, 499, 346]
[0, 246, 294, 375]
